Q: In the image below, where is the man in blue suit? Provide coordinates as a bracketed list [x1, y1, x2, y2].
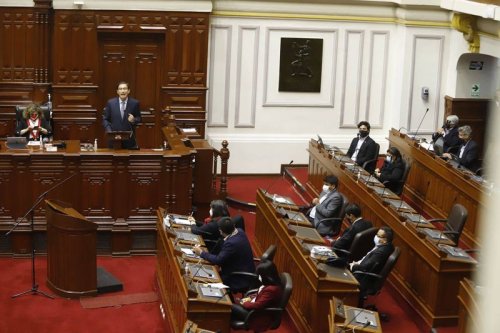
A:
[103, 81, 142, 149]
[193, 217, 255, 292]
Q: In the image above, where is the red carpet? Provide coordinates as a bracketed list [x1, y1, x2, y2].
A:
[80, 291, 158, 309]
[0, 256, 164, 333]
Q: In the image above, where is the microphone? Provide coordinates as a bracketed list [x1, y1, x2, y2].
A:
[412, 108, 429, 140]
[185, 321, 195, 333]
[380, 185, 388, 198]
[262, 160, 293, 199]
[398, 126, 408, 133]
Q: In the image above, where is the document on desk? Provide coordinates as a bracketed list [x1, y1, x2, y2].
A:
[174, 217, 195, 225]
[199, 285, 224, 298]
[423, 229, 448, 240]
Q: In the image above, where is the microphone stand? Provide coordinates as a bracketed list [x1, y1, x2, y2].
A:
[412, 108, 429, 141]
[7, 172, 76, 299]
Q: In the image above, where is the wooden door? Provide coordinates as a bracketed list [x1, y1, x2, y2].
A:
[99, 33, 163, 148]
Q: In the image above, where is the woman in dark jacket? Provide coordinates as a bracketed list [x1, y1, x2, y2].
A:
[374, 147, 405, 194]
[189, 200, 229, 252]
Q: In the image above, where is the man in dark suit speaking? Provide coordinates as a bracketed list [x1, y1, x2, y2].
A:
[103, 81, 142, 149]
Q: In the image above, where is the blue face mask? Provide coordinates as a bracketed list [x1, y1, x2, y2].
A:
[385, 155, 392, 163]
[374, 235, 382, 246]
[322, 184, 330, 192]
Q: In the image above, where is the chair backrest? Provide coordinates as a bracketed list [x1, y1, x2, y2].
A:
[362, 143, 380, 172]
[367, 246, 400, 295]
[261, 244, 277, 262]
[394, 160, 411, 196]
[445, 204, 468, 245]
[269, 272, 293, 329]
[232, 215, 245, 231]
[337, 193, 349, 219]
[349, 227, 377, 262]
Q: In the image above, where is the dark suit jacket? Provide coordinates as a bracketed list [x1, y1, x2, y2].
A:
[191, 218, 223, 253]
[432, 127, 460, 154]
[352, 243, 394, 293]
[346, 136, 378, 173]
[332, 218, 373, 253]
[102, 97, 141, 149]
[200, 228, 255, 291]
[378, 158, 405, 193]
[457, 140, 480, 172]
[313, 189, 343, 236]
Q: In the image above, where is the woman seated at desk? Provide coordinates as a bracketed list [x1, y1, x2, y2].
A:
[231, 260, 283, 331]
[16, 103, 52, 141]
[189, 199, 229, 253]
[374, 147, 405, 194]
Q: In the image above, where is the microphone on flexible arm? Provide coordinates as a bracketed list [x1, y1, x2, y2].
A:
[6, 172, 78, 236]
[412, 108, 430, 141]
[262, 160, 293, 203]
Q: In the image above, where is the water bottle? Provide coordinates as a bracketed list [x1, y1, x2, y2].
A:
[94, 138, 98, 151]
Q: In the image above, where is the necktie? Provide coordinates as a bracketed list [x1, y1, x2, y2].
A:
[120, 101, 125, 119]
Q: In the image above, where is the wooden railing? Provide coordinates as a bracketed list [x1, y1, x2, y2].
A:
[212, 140, 229, 199]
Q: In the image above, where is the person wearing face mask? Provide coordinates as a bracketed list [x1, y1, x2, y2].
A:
[16, 103, 52, 141]
[308, 175, 343, 236]
[432, 114, 460, 154]
[346, 121, 378, 173]
[231, 260, 283, 331]
[189, 200, 230, 253]
[442, 125, 480, 172]
[349, 227, 394, 297]
[193, 217, 255, 292]
[331, 203, 373, 255]
[374, 147, 405, 194]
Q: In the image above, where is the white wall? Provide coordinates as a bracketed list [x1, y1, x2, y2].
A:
[207, 6, 460, 173]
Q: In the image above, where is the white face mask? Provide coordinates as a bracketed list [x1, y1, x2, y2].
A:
[209, 209, 213, 217]
[374, 235, 382, 246]
[322, 184, 330, 192]
[385, 155, 392, 163]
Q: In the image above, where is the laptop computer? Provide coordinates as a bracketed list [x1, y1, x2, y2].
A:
[6, 137, 27, 149]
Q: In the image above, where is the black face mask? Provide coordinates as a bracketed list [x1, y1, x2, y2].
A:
[445, 121, 452, 129]
[359, 131, 369, 138]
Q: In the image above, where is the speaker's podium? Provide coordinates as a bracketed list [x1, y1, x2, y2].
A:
[45, 200, 122, 298]
[106, 131, 132, 149]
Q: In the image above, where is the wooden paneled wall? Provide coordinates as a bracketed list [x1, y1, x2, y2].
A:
[0, 3, 209, 146]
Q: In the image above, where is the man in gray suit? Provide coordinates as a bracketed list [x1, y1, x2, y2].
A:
[308, 175, 343, 236]
[102, 81, 142, 149]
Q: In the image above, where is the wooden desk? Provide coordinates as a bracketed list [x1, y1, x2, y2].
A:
[0, 137, 212, 256]
[156, 208, 231, 333]
[307, 140, 477, 327]
[388, 129, 486, 248]
[254, 189, 359, 333]
[329, 298, 383, 333]
[457, 278, 479, 333]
